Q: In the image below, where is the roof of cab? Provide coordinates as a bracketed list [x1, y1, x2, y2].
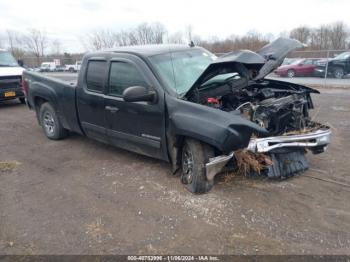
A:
[104, 44, 200, 57]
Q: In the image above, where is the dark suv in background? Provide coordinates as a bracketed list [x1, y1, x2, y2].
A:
[314, 52, 350, 79]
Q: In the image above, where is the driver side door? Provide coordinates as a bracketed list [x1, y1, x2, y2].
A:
[104, 58, 165, 159]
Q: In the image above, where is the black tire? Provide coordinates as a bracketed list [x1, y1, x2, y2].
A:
[39, 102, 68, 140]
[19, 97, 26, 104]
[287, 69, 296, 78]
[69, 67, 75, 73]
[181, 138, 215, 194]
[333, 67, 344, 79]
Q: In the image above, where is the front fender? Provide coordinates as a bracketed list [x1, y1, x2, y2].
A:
[165, 95, 268, 153]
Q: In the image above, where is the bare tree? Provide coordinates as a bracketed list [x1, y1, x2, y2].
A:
[22, 29, 48, 65]
[6, 30, 26, 58]
[290, 26, 311, 44]
[86, 22, 167, 49]
[315, 25, 332, 49]
[168, 31, 185, 44]
[133, 22, 166, 45]
[114, 31, 132, 46]
[329, 21, 349, 49]
[152, 22, 166, 44]
[86, 29, 116, 50]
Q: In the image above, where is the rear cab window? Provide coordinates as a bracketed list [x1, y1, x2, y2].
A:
[86, 60, 107, 92]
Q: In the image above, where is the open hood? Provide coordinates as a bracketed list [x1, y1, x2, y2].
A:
[184, 37, 305, 97]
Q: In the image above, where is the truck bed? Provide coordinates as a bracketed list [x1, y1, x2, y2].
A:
[24, 71, 83, 134]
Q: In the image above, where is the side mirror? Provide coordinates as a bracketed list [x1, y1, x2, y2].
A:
[17, 60, 24, 67]
[123, 86, 157, 103]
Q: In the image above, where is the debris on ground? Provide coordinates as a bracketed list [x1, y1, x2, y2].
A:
[0, 161, 21, 172]
[234, 150, 273, 176]
[283, 122, 328, 136]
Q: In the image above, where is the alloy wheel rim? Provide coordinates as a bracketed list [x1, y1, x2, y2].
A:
[182, 147, 194, 184]
[43, 112, 55, 135]
[288, 71, 295, 77]
[335, 70, 343, 79]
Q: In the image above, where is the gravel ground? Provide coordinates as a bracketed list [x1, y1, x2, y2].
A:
[0, 88, 349, 255]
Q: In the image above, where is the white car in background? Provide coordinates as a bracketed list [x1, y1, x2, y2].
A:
[65, 61, 82, 72]
[40, 62, 57, 72]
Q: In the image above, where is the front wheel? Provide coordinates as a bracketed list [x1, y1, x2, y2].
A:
[287, 69, 296, 78]
[334, 67, 344, 79]
[39, 102, 68, 140]
[181, 139, 215, 194]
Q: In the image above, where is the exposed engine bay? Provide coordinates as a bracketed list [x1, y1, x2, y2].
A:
[193, 76, 315, 136]
[180, 38, 331, 182]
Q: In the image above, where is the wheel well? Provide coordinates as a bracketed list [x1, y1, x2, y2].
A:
[34, 96, 49, 124]
[333, 66, 344, 71]
[167, 134, 220, 173]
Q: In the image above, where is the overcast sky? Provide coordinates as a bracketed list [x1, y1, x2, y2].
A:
[1, 0, 349, 53]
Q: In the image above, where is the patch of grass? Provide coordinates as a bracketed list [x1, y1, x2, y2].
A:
[0, 161, 21, 172]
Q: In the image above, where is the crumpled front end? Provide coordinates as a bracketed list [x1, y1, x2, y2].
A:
[205, 125, 331, 181]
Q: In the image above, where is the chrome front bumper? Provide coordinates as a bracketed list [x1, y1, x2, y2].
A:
[247, 128, 331, 153]
[205, 128, 331, 180]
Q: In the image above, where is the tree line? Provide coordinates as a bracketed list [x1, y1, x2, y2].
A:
[1, 21, 349, 66]
[82, 21, 350, 53]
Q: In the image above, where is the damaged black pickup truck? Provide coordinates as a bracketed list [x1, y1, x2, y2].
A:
[23, 38, 331, 194]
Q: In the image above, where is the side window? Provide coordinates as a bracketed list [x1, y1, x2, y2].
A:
[86, 61, 107, 92]
[108, 62, 148, 96]
[303, 60, 312, 65]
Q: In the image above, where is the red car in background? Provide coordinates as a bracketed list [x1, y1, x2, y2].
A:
[274, 58, 320, 77]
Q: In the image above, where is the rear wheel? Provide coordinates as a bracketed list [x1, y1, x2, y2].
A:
[181, 139, 215, 194]
[287, 69, 296, 78]
[334, 67, 344, 79]
[39, 102, 68, 140]
[19, 97, 25, 104]
[69, 67, 75, 73]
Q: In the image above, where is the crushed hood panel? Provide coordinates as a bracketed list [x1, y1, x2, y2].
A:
[184, 37, 305, 97]
[254, 37, 305, 80]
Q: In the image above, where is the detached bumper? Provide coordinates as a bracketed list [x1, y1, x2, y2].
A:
[247, 128, 331, 153]
[205, 128, 331, 180]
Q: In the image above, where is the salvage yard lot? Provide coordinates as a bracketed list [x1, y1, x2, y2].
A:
[1, 85, 350, 254]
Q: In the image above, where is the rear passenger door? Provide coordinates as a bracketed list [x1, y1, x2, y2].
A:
[104, 58, 165, 159]
[76, 59, 108, 143]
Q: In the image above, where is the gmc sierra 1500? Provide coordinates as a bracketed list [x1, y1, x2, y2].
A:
[23, 38, 331, 194]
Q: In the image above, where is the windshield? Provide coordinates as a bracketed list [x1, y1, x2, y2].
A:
[334, 52, 350, 60]
[290, 59, 303, 65]
[149, 48, 216, 95]
[0, 51, 18, 67]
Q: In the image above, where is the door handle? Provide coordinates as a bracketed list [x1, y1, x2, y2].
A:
[105, 106, 119, 112]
